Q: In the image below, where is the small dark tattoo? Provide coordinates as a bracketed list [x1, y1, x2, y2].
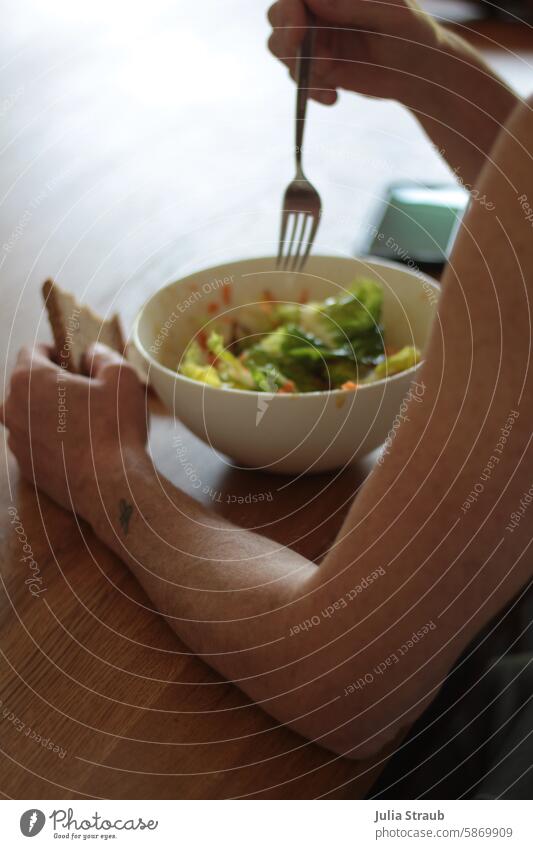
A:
[119, 499, 134, 535]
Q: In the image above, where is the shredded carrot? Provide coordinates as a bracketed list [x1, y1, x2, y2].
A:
[207, 301, 219, 315]
[222, 283, 232, 305]
[298, 289, 309, 304]
[277, 380, 296, 394]
[262, 288, 275, 303]
[341, 381, 358, 391]
[197, 330, 207, 350]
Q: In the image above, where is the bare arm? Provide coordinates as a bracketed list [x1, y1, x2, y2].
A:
[78, 95, 533, 757]
[400, 27, 519, 186]
[3, 96, 533, 760]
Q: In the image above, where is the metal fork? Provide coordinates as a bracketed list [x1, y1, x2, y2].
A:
[276, 11, 321, 272]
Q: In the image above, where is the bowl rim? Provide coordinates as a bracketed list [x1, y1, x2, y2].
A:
[131, 254, 439, 399]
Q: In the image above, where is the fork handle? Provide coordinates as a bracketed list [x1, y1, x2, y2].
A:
[295, 10, 316, 174]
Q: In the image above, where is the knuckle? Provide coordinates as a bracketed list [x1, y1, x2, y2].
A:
[15, 346, 31, 365]
[10, 366, 29, 391]
[101, 359, 139, 389]
[100, 361, 123, 381]
[267, 1, 285, 27]
[267, 33, 279, 54]
[7, 431, 20, 455]
[3, 403, 14, 430]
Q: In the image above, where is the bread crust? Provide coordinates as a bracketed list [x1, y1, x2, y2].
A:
[42, 279, 125, 372]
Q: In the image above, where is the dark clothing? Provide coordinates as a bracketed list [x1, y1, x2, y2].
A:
[369, 584, 533, 799]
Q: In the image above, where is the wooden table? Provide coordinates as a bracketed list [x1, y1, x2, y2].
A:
[1, 0, 529, 799]
[1, 398, 390, 798]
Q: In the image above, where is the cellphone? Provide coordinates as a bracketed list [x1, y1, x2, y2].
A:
[360, 181, 469, 278]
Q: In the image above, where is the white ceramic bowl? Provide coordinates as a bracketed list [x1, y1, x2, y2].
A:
[131, 255, 439, 474]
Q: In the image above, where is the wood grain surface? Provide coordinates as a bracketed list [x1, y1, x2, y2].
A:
[1, 0, 529, 799]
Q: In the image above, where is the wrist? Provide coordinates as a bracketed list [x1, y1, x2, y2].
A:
[77, 444, 151, 534]
[394, 23, 455, 110]
[399, 25, 515, 121]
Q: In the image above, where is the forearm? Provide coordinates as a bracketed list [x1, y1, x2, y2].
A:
[401, 26, 518, 185]
[85, 452, 427, 758]
[89, 449, 316, 657]
[87, 454, 373, 754]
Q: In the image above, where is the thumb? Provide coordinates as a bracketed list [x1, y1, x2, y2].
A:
[82, 342, 124, 378]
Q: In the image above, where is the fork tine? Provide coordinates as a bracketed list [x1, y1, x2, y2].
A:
[276, 209, 291, 268]
[283, 212, 299, 269]
[296, 214, 319, 272]
[290, 213, 310, 271]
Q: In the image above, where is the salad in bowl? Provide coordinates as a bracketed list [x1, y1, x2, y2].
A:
[179, 279, 420, 394]
[131, 255, 439, 473]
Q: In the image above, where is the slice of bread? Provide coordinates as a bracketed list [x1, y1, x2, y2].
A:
[42, 279, 125, 373]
